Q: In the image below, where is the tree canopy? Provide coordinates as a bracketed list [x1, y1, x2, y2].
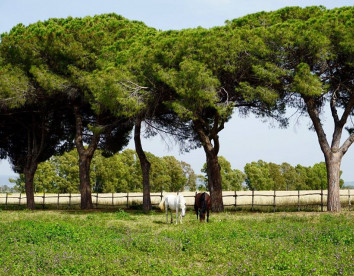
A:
[0, 6, 352, 212]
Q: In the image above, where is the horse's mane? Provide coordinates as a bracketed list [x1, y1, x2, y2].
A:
[159, 197, 165, 211]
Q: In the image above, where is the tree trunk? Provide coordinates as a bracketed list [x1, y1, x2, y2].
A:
[78, 153, 94, 209]
[24, 163, 37, 210]
[325, 153, 342, 212]
[23, 117, 41, 210]
[303, 96, 354, 212]
[193, 119, 224, 212]
[134, 120, 152, 212]
[206, 150, 224, 212]
[74, 106, 98, 210]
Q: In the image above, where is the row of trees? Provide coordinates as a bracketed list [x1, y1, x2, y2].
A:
[9, 149, 340, 193]
[0, 6, 353, 211]
[10, 149, 197, 193]
[243, 161, 344, 191]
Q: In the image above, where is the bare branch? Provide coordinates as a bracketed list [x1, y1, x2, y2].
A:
[303, 96, 330, 156]
[340, 133, 354, 157]
[144, 120, 194, 139]
[338, 95, 354, 128]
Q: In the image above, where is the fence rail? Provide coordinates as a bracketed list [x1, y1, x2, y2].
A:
[0, 190, 352, 211]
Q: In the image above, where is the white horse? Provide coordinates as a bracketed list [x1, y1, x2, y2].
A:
[159, 194, 186, 224]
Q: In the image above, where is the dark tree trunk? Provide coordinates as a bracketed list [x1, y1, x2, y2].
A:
[78, 153, 94, 209]
[24, 163, 37, 210]
[134, 120, 152, 212]
[23, 116, 43, 210]
[206, 150, 224, 212]
[74, 106, 99, 210]
[193, 119, 224, 212]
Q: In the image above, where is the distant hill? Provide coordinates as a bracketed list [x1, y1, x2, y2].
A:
[0, 175, 16, 187]
[343, 181, 354, 189]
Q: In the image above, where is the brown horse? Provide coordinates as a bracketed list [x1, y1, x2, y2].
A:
[194, 192, 211, 222]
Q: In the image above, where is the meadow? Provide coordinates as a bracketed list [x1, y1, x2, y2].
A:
[0, 209, 353, 275]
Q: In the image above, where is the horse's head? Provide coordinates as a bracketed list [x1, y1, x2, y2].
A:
[198, 192, 210, 222]
[179, 195, 186, 217]
[199, 210, 206, 222]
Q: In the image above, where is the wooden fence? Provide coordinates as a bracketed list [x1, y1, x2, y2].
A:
[0, 189, 352, 211]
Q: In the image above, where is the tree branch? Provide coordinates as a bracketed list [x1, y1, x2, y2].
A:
[330, 90, 340, 125]
[73, 106, 85, 153]
[339, 95, 354, 127]
[303, 96, 330, 156]
[331, 94, 354, 149]
[144, 120, 194, 139]
[340, 133, 354, 157]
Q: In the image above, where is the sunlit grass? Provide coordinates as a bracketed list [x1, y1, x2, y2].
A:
[0, 210, 353, 275]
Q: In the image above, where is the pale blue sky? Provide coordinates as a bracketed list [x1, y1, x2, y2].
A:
[0, 0, 353, 183]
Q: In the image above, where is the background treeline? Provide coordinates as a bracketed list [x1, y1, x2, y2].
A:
[243, 161, 344, 191]
[9, 149, 197, 193]
[8, 151, 342, 193]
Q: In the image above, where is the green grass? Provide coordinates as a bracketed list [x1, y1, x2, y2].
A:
[0, 210, 353, 275]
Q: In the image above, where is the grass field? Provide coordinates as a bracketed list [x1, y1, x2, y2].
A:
[0, 209, 353, 275]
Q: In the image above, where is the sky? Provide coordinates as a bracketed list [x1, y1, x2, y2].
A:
[0, 0, 353, 184]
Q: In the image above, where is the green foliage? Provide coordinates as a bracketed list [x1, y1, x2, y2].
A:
[0, 211, 352, 275]
[0, 64, 29, 108]
[292, 63, 323, 97]
[244, 160, 345, 190]
[244, 160, 274, 190]
[159, 59, 221, 120]
[12, 149, 196, 193]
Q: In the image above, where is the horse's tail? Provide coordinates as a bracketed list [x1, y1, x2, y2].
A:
[201, 192, 207, 214]
[159, 197, 165, 211]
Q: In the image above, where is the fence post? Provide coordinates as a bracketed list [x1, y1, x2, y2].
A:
[57, 193, 60, 209]
[348, 189, 351, 211]
[5, 192, 8, 209]
[251, 190, 254, 211]
[96, 192, 99, 208]
[42, 192, 45, 209]
[19, 193, 22, 206]
[273, 190, 276, 212]
[69, 192, 71, 208]
[112, 192, 114, 207]
[297, 190, 300, 212]
[234, 191, 237, 208]
[320, 186, 324, 212]
[160, 190, 163, 202]
[126, 192, 129, 208]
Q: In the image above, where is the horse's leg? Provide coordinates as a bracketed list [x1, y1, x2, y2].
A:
[170, 209, 173, 223]
[175, 207, 178, 225]
[165, 200, 168, 224]
[194, 204, 198, 220]
[207, 209, 209, 223]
